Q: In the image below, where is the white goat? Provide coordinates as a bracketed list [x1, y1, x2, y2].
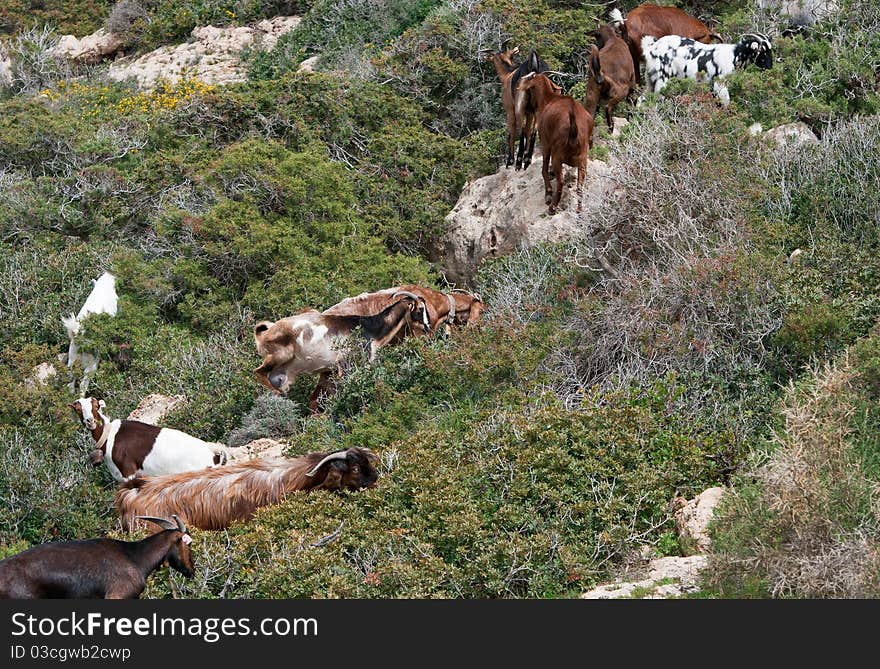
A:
[62, 272, 118, 393]
[641, 33, 773, 107]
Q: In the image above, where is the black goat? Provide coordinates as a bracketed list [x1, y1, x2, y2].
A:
[0, 516, 194, 599]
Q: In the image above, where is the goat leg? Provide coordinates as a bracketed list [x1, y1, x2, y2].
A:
[550, 155, 564, 214]
[541, 150, 552, 205]
[576, 158, 587, 213]
[308, 372, 335, 414]
[524, 130, 538, 169]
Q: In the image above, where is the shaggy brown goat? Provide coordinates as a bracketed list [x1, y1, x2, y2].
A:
[583, 24, 636, 134]
[0, 516, 193, 599]
[116, 448, 379, 531]
[610, 4, 720, 82]
[517, 73, 593, 214]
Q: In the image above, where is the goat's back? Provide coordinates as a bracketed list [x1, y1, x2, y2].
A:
[538, 98, 592, 162]
[0, 539, 131, 599]
[625, 4, 713, 43]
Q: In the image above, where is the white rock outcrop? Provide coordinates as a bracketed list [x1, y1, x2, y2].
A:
[757, 0, 839, 27]
[24, 363, 58, 391]
[127, 393, 186, 425]
[297, 55, 319, 74]
[226, 437, 287, 461]
[673, 487, 726, 553]
[107, 16, 302, 89]
[442, 151, 614, 285]
[0, 45, 11, 87]
[51, 28, 125, 64]
[582, 555, 708, 599]
[762, 122, 819, 150]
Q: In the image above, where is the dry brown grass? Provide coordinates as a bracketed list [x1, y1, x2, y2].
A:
[708, 356, 880, 598]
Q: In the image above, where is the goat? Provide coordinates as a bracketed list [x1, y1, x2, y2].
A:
[483, 43, 521, 168]
[583, 24, 637, 134]
[70, 396, 228, 482]
[61, 271, 118, 394]
[328, 284, 485, 339]
[517, 73, 593, 214]
[254, 286, 482, 411]
[0, 516, 193, 599]
[609, 4, 721, 82]
[508, 50, 550, 170]
[641, 33, 773, 107]
[116, 448, 379, 531]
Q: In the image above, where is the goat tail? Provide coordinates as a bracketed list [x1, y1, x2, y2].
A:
[568, 109, 579, 146]
[61, 314, 79, 338]
[589, 45, 603, 85]
[609, 8, 624, 25]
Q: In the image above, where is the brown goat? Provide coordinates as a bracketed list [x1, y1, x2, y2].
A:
[610, 4, 720, 82]
[0, 516, 193, 599]
[583, 24, 636, 134]
[517, 73, 593, 214]
[116, 447, 379, 531]
[484, 44, 521, 168]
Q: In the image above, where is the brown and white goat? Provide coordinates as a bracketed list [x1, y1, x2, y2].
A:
[70, 397, 228, 482]
[517, 73, 593, 214]
[0, 516, 193, 599]
[116, 448, 379, 531]
[609, 4, 721, 82]
[254, 286, 483, 411]
[583, 24, 637, 134]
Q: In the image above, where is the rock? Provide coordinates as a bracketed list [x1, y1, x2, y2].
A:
[749, 122, 763, 136]
[763, 122, 819, 150]
[108, 15, 301, 89]
[297, 55, 319, 74]
[757, 0, 838, 28]
[0, 45, 11, 88]
[51, 28, 125, 64]
[24, 363, 57, 391]
[673, 487, 725, 553]
[610, 116, 629, 138]
[581, 555, 708, 599]
[127, 393, 186, 425]
[226, 437, 286, 461]
[442, 151, 614, 285]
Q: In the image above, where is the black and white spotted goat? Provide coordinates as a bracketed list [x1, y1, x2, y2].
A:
[641, 33, 773, 106]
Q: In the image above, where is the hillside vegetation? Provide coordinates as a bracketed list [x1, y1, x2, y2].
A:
[0, 0, 878, 598]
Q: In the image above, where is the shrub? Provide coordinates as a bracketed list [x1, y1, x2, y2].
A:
[705, 354, 880, 598]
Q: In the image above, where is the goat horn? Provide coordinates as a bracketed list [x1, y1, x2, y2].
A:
[305, 451, 349, 477]
[392, 290, 425, 302]
[135, 516, 178, 531]
[173, 514, 187, 534]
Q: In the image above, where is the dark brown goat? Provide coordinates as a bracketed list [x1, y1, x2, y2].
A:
[583, 24, 636, 134]
[0, 516, 193, 599]
[517, 73, 593, 214]
[610, 4, 720, 82]
[116, 448, 379, 531]
[484, 44, 521, 168]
